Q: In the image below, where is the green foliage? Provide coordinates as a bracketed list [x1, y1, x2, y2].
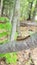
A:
[20, 0, 37, 20]
[20, 0, 30, 20]
[3, 0, 15, 17]
[0, 52, 17, 64]
[31, 0, 37, 19]
[0, 54, 5, 58]
[0, 17, 9, 22]
[0, 17, 12, 44]
[4, 52, 17, 64]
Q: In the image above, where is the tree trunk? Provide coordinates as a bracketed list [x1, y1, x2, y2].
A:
[11, 0, 20, 41]
[0, 0, 3, 16]
[16, 0, 20, 36]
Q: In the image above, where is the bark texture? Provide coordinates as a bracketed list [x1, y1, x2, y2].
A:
[0, 33, 37, 53]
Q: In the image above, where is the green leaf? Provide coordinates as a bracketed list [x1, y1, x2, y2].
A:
[0, 52, 17, 64]
[0, 54, 5, 58]
[4, 52, 17, 64]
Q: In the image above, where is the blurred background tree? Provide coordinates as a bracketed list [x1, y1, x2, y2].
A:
[20, 0, 37, 21]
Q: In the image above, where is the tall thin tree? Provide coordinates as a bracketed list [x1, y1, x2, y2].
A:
[11, 0, 20, 41]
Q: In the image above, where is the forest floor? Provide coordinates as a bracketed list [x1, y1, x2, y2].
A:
[0, 48, 37, 65]
[0, 24, 37, 65]
[17, 25, 37, 40]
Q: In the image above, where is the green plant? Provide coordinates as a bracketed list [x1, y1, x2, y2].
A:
[0, 17, 12, 44]
[0, 52, 17, 64]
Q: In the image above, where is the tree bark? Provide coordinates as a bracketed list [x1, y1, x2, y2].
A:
[16, 0, 20, 36]
[11, 0, 20, 41]
[0, 0, 4, 16]
[0, 33, 37, 53]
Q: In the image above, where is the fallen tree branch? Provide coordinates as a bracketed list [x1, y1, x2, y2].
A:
[20, 22, 37, 27]
[0, 33, 37, 53]
[17, 35, 30, 41]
